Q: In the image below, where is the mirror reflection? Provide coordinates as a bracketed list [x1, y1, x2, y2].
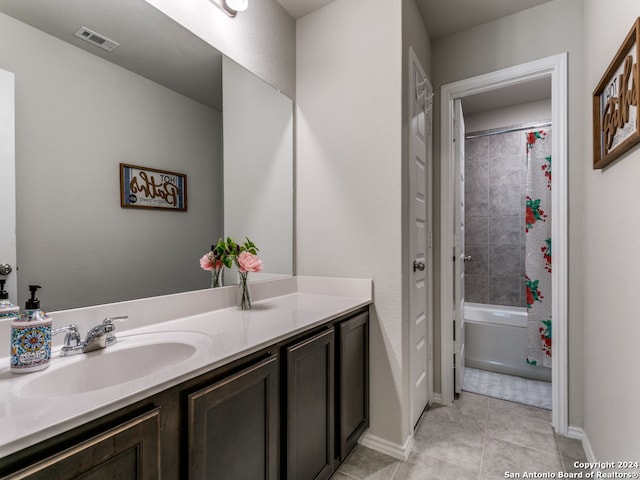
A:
[0, 0, 293, 311]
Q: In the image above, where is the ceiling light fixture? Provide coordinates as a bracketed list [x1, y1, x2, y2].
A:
[222, 0, 248, 17]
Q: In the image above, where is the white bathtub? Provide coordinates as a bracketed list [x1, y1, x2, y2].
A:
[464, 302, 551, 382]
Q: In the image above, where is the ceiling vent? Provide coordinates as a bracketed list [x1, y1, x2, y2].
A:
[73, 27, 119, 52]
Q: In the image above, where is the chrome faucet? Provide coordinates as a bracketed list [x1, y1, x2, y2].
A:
[52, 316, 128, 356]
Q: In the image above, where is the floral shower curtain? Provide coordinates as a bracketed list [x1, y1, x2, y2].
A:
[525, 129, 552, 368]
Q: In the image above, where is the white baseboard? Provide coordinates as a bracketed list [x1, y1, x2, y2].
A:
[432, 392, 442, 405]
[566, 425, 583, 440]
[566, 426, 597, 462]
[358, 431, 413, 461]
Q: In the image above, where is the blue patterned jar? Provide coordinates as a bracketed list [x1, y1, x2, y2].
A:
[10, 309, 52, 373]
[10, 286, 52, 374]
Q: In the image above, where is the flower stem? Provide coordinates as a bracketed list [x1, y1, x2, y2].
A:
[239, 272, 251, 310]
[212, 268, 223, 288]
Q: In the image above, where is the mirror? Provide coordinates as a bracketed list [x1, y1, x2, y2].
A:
[0, 0, 293, 311]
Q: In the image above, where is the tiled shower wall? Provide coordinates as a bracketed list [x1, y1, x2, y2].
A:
[464, 130, 527, 308]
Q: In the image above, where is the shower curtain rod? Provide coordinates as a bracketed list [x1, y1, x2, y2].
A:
[465, 122, 551, 139]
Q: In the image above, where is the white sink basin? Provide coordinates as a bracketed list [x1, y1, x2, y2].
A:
[14, 331, 211, 398]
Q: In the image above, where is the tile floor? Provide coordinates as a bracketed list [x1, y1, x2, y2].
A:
[331, 392, 588, 480]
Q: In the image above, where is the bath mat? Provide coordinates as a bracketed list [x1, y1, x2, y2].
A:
[462, 367, 552, 410]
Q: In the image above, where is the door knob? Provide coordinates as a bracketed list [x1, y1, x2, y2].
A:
[463, 256, 472, 263]
[413, 260, 425, 272]
[0, 264, 12, 276]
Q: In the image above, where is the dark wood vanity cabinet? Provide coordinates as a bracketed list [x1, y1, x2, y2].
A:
[0, 409, 161, 480]
[0, 349, 275, 480]
[283, 308, 370, 480]
[285, 328, 335, 480]
[0, 307, 369, 480]
[187, 355, 279, 480]
[336, 310, 369, 461]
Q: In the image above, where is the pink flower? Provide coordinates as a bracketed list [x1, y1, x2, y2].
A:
[237, 251, 263, 273]
[200, 253, 222, 271]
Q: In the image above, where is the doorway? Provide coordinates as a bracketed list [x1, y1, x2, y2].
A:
[439, 54, 568, 435]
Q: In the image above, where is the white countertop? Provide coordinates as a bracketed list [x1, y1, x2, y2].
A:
[0, 276, 372, 458]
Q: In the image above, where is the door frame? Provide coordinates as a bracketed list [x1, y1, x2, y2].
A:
[407, 46, 434, 431]
[453, 99, 465, 395]
[439, 53, 568, 435]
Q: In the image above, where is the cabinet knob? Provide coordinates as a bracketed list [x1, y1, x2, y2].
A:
[413, 260, 425, 272]
[0, 264, 12, 276]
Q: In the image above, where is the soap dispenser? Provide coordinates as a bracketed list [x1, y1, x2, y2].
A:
[10, 285, 52, 373]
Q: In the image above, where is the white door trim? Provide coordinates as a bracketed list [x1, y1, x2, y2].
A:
[439, 53, 568, 435]
[453, 99, 465, 395]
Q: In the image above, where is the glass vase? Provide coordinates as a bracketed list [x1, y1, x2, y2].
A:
[238, 271, 252, 310]
[211, 268, 223, 288]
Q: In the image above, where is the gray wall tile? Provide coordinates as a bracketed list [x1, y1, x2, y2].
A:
[466, 216, 489, 246]
[489, 246, 521, 276]
[465, 274, 488, 304]
[520, 277, 527, 308]
[489, 216, 521, 246]
[465, 131, 528, 308]
[489, 130, 523, 156]
[489, 276, 521, 306]
[465, 187, 489, 218]
[466, 161, 489, 189]
[465, 246, 489, 275]
[490, 155, 521, 188]
[466, 136, 489, 162]
[489, 185, 520, 216]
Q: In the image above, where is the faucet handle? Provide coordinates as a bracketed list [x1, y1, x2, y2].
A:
[103, 315, 128, 325]
[103, 316, 128, 346]
[52, 324, 81, 346]
[52, 324, 83, 356]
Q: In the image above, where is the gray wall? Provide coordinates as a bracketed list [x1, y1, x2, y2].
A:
[223, 56, 293, 280]
[0, 12, 223, 310]
[464, 130, 527, 308]
[146, 0, 296, 99]
[583, 0, 640, 460]
[297, 0, 408, 449]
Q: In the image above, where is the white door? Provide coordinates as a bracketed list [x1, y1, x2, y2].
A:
[0, 69, 16, 303]
[408, 48, 432, 426]
[453, 99, 466, 394]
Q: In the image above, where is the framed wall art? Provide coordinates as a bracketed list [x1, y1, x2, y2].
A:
[120, 163, 187, 211]
[593, 17, 640, 170]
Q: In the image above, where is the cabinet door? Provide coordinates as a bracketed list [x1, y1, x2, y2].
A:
[188, 355, 279, 480]
[286, 328, 335, 480]
[337, 311, 369, 460]
[1, 409, 161, 480]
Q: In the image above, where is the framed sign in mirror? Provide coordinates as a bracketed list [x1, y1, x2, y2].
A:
[593, 17, 640, 170]
[120, 163, 188, 211]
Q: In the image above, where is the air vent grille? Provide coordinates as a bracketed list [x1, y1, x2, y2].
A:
[73, 27, 119, 52]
